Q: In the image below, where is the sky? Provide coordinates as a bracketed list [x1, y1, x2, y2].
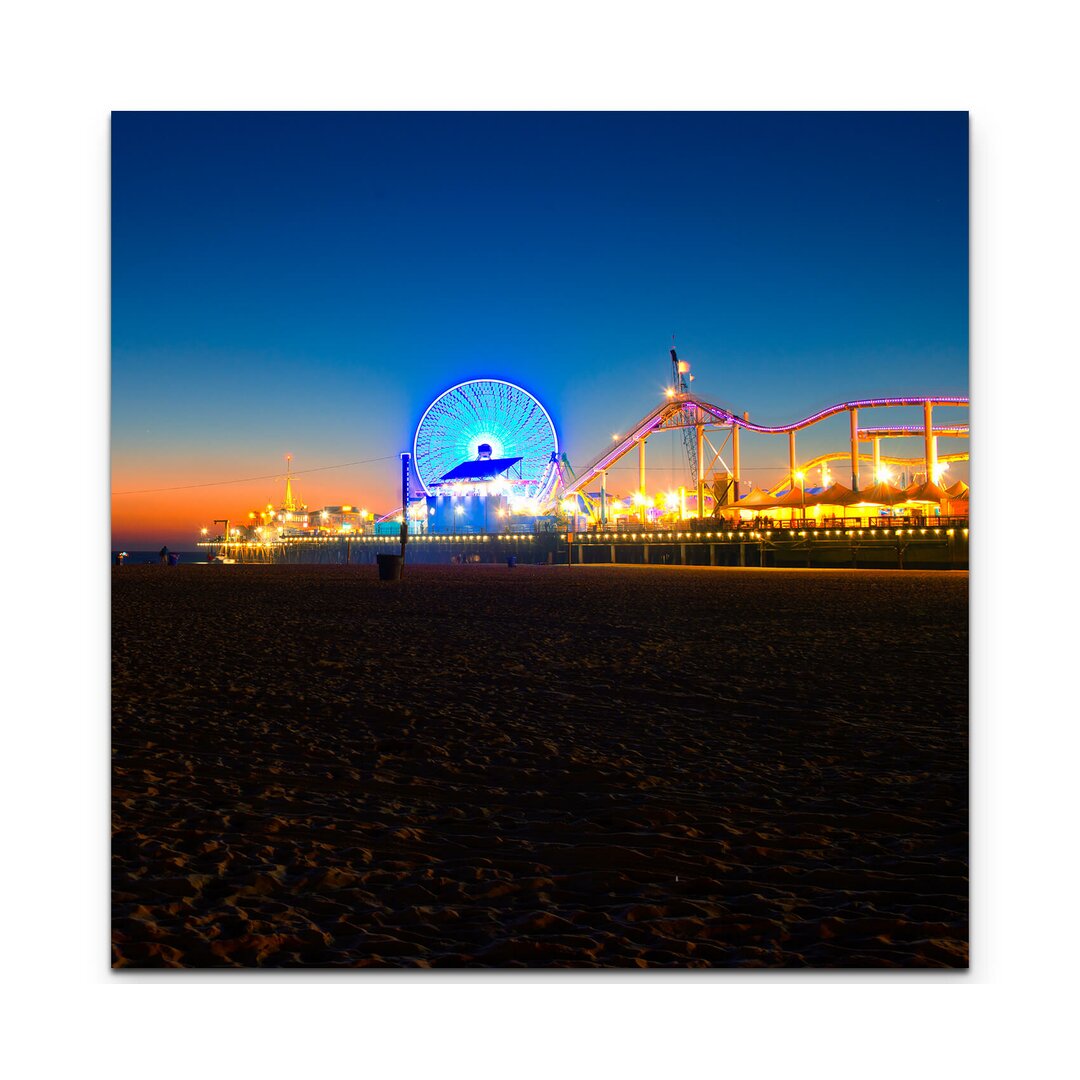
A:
[111, 112, 968, 548]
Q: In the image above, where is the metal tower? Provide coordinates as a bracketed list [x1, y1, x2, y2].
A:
[670, 346, 698, 486]
[283, 454, 297, 512]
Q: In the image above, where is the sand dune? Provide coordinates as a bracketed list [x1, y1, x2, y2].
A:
[112, 564, 967, 967]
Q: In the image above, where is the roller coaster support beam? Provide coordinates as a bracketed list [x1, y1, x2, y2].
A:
[731, 423, 741, 504]
[850, 408, 860, 492]
[600, 470, 607, 525]
[789, 431, 797, 491]
[696, 424, 705, 519]
[873, 437, 881, 482]
[924, 401, 937, 482]
[638, 438, 647, 524]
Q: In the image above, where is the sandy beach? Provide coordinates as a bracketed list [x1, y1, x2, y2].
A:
[112, 564, 968, 968]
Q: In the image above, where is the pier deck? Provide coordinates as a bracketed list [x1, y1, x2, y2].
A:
[199, 520, 968, 570]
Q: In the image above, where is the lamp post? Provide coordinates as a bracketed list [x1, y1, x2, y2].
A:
[399, 452, 410, 561]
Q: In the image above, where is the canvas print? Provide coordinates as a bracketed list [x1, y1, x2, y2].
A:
[112, 112, 968, 968]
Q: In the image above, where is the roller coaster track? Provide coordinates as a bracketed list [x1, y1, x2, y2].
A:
[693, 394, 968, 434]
[558, 392, 969, 503]
[766, 451, 969, 496]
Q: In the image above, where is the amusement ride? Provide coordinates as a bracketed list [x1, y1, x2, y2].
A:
[396, 351, 968, 531]
[197, 350, 969, 560]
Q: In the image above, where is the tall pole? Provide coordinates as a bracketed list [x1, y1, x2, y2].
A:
[850, 408, 860, 492]
[696, 423, 705, 519]
[923, 400, 936, 483]
[600, 469, 607, 525]
[400, 453, 410, 560]
[873, 437, 881, 483]
[638, 437, 647, 525]
[788, 431, 797, 491]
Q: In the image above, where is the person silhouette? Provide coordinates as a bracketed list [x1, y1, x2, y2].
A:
[159, 546, 169, 565]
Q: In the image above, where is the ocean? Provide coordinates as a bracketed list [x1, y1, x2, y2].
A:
[112, 550, 209, 566]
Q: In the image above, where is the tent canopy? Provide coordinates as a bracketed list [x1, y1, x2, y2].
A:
[901, 480, 950, 504]
[805, 482, 853, 507]
[734, 485, 781, 509]
[770, 486, 815, 508]
[838, 481, 905, 507]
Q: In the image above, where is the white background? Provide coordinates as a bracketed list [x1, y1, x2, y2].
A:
[2, 1, 1078, 1075]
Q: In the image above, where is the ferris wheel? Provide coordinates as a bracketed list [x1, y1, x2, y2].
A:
[413, 378, 559, 498]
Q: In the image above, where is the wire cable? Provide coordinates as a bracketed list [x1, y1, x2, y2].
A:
[112, 455, 398, 495]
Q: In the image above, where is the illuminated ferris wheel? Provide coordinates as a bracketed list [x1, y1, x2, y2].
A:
[413, 378, 559, 498]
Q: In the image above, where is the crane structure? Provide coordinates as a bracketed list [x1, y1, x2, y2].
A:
[669, 347, 698, 488]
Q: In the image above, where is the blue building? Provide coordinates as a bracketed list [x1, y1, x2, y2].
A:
[426, 444, 521, 534]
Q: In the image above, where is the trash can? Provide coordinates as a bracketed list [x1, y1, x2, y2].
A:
[377, 553, 403, 581]
[167, 552, 180, 566]
[506, 554, 517, 568]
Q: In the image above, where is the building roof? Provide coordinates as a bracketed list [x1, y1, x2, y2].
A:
[438, 456, 523, 482]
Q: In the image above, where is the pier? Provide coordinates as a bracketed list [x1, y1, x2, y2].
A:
[565, 519, 968, 570]
[200, 518, 968, 570]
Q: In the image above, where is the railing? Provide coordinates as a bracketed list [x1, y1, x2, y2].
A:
[578, 517, 969, 537]
[199, 516, 969, 547]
